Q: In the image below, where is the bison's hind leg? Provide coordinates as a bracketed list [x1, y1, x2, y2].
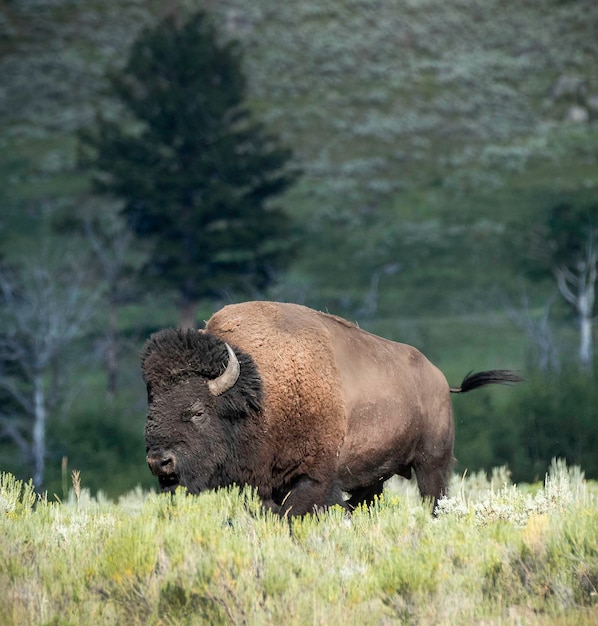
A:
[414, 455, 453, 513]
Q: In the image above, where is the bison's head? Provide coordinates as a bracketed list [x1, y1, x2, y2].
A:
[141, 328, 263, 494]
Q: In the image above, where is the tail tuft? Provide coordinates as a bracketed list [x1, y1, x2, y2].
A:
[450, 370, 523, 393]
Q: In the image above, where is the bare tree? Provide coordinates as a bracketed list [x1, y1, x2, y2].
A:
[0, 257, 97, 489]
[358, 263, 401, 319]
[527, 202, 597, 373]
[552, 233, 596, 372]
[81, 199, 144, 399]
[506, 291, 560, 374]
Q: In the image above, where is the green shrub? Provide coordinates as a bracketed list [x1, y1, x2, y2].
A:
[0, 473, 36, 518]
[1, 467, 597, 625]
[503, 369, 598, 481]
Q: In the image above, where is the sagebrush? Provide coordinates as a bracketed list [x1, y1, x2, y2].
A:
[1, 460, 597, 625]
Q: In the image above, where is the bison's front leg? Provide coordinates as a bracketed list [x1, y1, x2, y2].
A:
[346, 482, 385, 509]
[276, 475, 346, 517]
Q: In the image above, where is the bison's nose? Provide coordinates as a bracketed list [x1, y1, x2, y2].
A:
[146, 452, 176, 477]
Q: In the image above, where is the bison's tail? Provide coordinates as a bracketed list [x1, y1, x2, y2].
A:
[450, 370, 523, 394]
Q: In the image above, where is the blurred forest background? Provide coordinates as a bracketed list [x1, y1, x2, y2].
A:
[1, 0, 597, 498]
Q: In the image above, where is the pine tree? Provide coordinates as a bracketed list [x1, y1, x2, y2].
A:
[80, 11, 299, 327]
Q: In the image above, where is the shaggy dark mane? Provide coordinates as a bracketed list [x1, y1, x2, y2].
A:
[141, 328, 263, 418]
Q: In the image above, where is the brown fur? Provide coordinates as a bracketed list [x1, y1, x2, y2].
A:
[143, 301, 520, 515]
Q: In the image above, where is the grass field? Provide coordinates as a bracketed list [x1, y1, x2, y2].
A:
[1, 460, 597, 625]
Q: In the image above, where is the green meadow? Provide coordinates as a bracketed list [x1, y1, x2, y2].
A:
[2, 460, 597, 625]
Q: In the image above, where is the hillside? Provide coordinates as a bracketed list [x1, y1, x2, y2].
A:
[2, 0, 597, 315]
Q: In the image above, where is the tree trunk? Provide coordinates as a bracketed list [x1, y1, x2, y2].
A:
[554, 253, 595, 374]
[106, 303, 119, 399]
[579, 309, 593, 373]
[576, 259, 595, 373]
[178, 298, 198, 330]
[32, 373, 46, 490]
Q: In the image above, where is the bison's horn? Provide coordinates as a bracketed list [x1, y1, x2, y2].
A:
[208, 343, 240, 396]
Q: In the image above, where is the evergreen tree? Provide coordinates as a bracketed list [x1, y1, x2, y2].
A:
[80, 11, 299, 327]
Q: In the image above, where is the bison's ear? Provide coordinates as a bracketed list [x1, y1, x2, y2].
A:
[208, 343, 240, 396]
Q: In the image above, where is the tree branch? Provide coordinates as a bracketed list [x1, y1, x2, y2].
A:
[0, 416, 30, 457]
[553, 265, 578, 308]
[0, 379, 33, 413]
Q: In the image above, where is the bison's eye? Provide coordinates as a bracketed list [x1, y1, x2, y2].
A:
[182, 401, 205, 423]
[181, 409, 200, 422]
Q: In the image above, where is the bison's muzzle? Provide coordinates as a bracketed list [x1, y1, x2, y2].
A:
[147, 451, 179, 492]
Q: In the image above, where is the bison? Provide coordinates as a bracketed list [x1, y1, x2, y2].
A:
[142, 301, 520, 516]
